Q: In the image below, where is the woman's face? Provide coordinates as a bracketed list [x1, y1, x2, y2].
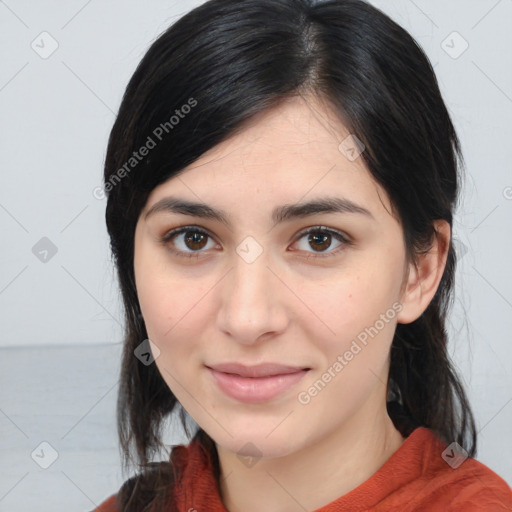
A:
[134, 95, 411, 459]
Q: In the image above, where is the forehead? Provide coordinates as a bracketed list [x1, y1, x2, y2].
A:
[190, 95, 355, 169]
[143, 95, 394, 223]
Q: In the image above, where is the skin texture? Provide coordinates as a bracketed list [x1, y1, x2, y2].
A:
[133, 95, 450, 512]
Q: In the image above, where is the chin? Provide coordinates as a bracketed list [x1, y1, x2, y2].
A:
[213, 427, 301, 460]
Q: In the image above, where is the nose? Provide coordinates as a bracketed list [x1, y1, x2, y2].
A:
[217, 248, 289, 346]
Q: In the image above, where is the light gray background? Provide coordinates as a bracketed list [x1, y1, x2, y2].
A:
[1, 0, 511, 510]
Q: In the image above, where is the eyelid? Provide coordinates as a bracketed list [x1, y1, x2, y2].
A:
[159, 224, 353, 259]
[294, 225, 352, 243]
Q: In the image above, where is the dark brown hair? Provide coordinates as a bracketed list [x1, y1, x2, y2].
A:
[102, 0, 477, 510]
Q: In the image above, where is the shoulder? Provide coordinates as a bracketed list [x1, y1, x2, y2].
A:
[406, 427, 512, 511]
[92, 444, 194, 512]
[92, 494, 118, 512]
[428, 456, 512, 511]
[91, 461, 176, 512]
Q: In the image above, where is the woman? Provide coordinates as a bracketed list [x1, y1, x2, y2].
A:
[94, 0, 512, 510]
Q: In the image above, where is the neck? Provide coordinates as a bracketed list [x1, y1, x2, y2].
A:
[216, 392, 405, 512]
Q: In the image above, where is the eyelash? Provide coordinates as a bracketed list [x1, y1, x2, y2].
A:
[159, 225, 353, 260]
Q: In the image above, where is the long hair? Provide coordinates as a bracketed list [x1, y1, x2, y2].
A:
[103, 0, 477, 509]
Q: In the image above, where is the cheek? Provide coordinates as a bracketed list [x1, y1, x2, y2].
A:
[136, 267, 176, 339]
[302, 266, 400, 345]
[136, 262, 218, 360]
[135, 244, 195, 336]
[138, 279, 197, 343]
[137, 273, 207, 394]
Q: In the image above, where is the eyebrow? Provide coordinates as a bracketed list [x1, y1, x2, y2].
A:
[144, 195, 374, 226]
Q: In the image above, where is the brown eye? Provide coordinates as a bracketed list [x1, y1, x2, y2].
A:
[160, 225, 351, 261]
[160, 226, 216, 258]
[307, 232, 332, 252]
[183, 231, 208, 250]
[293, 226, 352, 258]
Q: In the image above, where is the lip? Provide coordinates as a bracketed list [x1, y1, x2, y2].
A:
[206, 363, 310, 403]
[207, 362, 309, 378]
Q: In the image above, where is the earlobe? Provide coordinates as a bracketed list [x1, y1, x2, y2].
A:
[396, 220, 451, 324]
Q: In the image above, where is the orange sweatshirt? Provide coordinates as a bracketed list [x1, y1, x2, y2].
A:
[95, 427, 512, 511]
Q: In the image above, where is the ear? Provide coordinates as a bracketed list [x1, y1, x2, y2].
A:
[396, 220, 451, 324]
